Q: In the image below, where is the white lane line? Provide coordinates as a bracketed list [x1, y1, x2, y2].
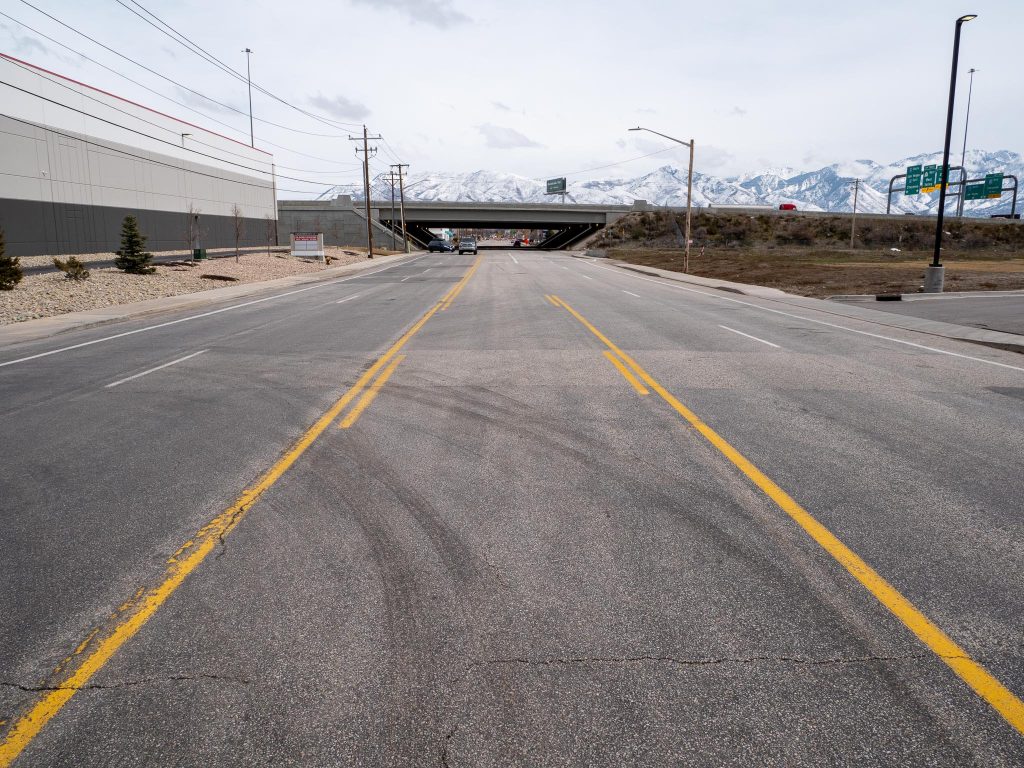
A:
[581, 275, 593, 280]
[561, 266, 570, 270]
[422, 268, 432, 274]
[622, 290, 641, 297]
[585, 262, 1024, 373]
[719, 325, 781, 348]
[335, 294, 361, 304]
[105, 350, 208, 389]
[509, 254, 519, 264]
[400, 276, 412, 282]
[0, 254, 425, 369]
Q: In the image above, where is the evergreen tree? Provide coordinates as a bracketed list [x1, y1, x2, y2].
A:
[0, 227, 23, 290]
[114, 215, 155, 274]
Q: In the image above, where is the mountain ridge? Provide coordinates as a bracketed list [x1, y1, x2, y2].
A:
[319, 149, 1022, 217]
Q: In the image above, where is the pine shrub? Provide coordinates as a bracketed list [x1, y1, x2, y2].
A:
[53, 256, 90, 281]
[0, 227, 23, 290]
[114, 216, 155, 274]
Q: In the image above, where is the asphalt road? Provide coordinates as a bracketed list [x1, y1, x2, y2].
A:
[1, 250, 1023, 766]
[860, 291, 1024, 336]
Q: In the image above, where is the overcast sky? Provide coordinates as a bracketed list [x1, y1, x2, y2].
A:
[2, 0, 1021, 195]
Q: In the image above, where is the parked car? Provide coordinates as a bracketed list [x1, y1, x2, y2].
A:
[458, 237, 478, 255]
[778, 203, 798, 211]
[427, 239, 454, 253]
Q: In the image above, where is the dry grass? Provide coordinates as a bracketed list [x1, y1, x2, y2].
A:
[595, 211, 1024, 297]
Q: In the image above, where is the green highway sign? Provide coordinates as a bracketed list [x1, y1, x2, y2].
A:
[905, 165, 922, 195]
[984, 173, 1004, 198]
[546, 177, 567, 195]
[965, 182, 986, 201]
[921, 164, 937, 189]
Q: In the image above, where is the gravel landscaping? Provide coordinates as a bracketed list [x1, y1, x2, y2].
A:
[0, 246, 377, 324]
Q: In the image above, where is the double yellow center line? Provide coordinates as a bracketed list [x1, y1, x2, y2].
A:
[0, 256, 483, 767]
[546, 293, 1024, 736]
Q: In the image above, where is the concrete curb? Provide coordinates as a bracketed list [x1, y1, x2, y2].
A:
[828, 288, 1024, 302]
[581, 254, 1024, 351]
[0, 252, 420, 348]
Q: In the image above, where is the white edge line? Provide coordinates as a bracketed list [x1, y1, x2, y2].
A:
[719, 325, 781, 349]
[509, 254, 519, 264]
[585, 261, 1024, 373]
[622, 290, 641, 297]
[335, 294, 361, 304]
[105, 349, 208, 389]
[0, 254, 425, 369]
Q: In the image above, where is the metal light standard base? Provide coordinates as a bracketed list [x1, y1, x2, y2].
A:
[924, 265, 945, 293]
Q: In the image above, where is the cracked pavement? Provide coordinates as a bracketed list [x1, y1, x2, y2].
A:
[1, 251, 1023, 765]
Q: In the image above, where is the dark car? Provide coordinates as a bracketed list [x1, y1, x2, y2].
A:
[512, 239, 523, 247]
[427, 239, 454, 253]
[458, 237, 478, 255]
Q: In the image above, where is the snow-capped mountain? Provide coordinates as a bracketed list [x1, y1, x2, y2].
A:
[317, 150, 1022, 217]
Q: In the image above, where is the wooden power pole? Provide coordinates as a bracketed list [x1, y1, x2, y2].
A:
[392, 163, 410, 253]
[350, 126, 381, 258]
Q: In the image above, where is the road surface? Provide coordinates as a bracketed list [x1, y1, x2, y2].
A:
[861, 291, 1024, 337]
[1, 251, 1022, 766]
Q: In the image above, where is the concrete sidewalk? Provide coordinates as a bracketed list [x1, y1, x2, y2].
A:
[0, 252, 419, 348]
[579, 254, 1024, 351]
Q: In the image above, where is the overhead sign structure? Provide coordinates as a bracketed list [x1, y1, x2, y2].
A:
[546, 177, 567, 195]
[984, 172, 1004, 198]
[905, 165, 922, 195]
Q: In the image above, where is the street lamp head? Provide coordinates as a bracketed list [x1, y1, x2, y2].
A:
[957, 14, 977, 23]
[628, 127, 643, 131]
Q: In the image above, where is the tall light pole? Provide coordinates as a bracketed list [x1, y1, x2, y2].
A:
[630, 127, 694, 272]
[957, 67, 978, 217]
[242, 48, 254, 147]
[928, 14, 977, 293]
[850, 179, 860, 248]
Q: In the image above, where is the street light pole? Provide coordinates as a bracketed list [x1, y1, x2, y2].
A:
[629, 126, 695, 273]
[242, 48, 254, 148]
[928, 14, 977, 293]
[957, 67, 978, 217]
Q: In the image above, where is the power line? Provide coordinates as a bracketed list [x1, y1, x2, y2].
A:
[17, 0, 351, 138]
[118, 0, 362, 131]
[0, 111, 325, 194]
[554, 145, 681, 178]
[0, 76, 359, 187]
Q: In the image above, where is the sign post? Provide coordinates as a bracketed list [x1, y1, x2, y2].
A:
[546, 177, 567, 204]
[290, 232, 325, 263]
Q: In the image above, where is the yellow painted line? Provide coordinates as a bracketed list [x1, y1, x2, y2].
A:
[0, 260, 481, 768]
[440, 255, 482, 310]
[603, 350, 649, 395]
[339, 354, 405, 428]
[549, 295, 1024, 735]
[544, 294, 560, 307]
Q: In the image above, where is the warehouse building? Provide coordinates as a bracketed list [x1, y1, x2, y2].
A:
[0, 53, 277, 257]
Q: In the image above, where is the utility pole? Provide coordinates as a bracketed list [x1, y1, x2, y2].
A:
[392, 163, 410, 253]
[386, 170, 398, 250]
[957, 67, 978, 217]
[350, 126, 381, 258]
[242, 48, 254, 147]
[850, 179, 860, 248]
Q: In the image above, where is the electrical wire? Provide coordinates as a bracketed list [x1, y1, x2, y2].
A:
[0, 77, 362, 186]
[553, 145, 680, 178]
[0, 13, 366, 171]
[119, 0, 363, 131]
[0, 111, 332, 194]
[17, 0, 351, 138]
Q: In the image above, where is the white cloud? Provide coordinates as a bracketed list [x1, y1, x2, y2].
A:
[477, 124, 542, 149]
[309, 92, 370, 121]
[351, 0, 470, 28]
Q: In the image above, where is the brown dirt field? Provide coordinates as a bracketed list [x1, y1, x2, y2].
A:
[604, 247, 1024, 298]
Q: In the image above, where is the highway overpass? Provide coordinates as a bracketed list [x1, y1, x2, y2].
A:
[278, 197, 646, 249]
